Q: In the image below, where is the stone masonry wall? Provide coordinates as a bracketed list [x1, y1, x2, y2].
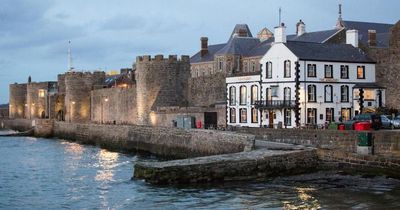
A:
[188, 72, 226, 107]
[135, 55, 190, 125]
[64, 71, 105, 123]
[26, 82, 49, 119]
[9, 83, 27, 118]
[134, 149, 318, 184]
[91, 87, 137, 124]
[366, 21, 400, 109]
[53, 122, 254, 158]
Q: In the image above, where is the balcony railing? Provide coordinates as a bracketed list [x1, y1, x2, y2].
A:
[254, 100, 296, 109]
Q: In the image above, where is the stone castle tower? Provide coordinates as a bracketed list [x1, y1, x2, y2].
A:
[9, 83, 27, 118]
[135, 55, 190, 125]
[64, 71, 105, 123]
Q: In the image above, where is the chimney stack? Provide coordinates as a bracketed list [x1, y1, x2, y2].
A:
[274, 23, 287, 43]
[200, 37, 208, 57]
[346, 29, 359, 48]
[368, 30, 377, 47]
[296, 20, 306, 36]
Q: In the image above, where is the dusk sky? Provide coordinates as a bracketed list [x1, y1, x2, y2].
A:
[0, 0, 399, 104]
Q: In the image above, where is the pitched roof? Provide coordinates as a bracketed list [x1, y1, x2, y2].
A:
[287, 29, 342, 43]
[215, 37, 260, 56]
[285, 41, 375, 63]
[229, 24, 253, 39]
[190, 43, 225, 63]
[342, 20, 394, 47]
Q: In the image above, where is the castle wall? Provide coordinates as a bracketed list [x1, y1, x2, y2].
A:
[366, 21, 400, 109]
[91, 87, 137, 124]
[64, 71, 105, 123]
[9, 83, 27, 118]
[135, 55, 190, 125]
[57, 74, 66, 94]
[188, 72, 226, 107]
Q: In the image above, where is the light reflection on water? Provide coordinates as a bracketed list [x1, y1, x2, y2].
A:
[0, 133, 400, 209]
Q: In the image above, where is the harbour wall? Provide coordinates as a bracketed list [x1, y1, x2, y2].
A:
[236, 127, 400, 176]
[0, 119, 254, 158]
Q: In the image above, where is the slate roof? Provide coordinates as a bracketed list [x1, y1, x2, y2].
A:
[215, 37, 260, 56]
[0, 104, 8, 109]
[285, 41, 375, 63]
[287, 29, 342, 43]
[229, 24, 253, 39]
[190, 43, 225, 63]
[342, 20, 394, 47]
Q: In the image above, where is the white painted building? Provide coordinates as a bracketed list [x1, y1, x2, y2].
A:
[226, 24, 385, 128]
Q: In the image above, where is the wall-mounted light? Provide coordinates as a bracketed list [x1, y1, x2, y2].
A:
[32, 103, 35, 106]
[104, 98, 109, 102]
[24, 104, 28, 107]
[71, 101, 75, 105]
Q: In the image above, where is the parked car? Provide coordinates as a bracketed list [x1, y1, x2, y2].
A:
[381, 115, 394, 129]
[342, 113, 382, 130]
[392, 115, 400, 129]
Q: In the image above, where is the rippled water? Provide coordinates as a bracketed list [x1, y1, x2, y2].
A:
[1, 132, 400, 209]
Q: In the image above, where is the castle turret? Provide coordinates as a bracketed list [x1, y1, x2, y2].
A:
[135, 55, 190, 125]
[64, 71, 105, 123]
[9, 83, 27, 119]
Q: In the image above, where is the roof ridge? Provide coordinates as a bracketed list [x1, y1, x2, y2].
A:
[343, 20, 394, 26]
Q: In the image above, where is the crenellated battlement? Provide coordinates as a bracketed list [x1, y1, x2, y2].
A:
[136, 55, 190, 63]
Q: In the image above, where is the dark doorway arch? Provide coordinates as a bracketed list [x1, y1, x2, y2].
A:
[41, 111, 46, 119]
[57, 110, 65, 121]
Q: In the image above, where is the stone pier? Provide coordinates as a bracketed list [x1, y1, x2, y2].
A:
[134, 149, 318, 184]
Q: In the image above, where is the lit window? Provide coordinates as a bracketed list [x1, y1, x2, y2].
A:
[239, 86, 247, 105]
[239, 108, 247, 123]
[307, 64, 316, 77]
[38, 89, 45, 98]
[251, 85, 258, 104]
[324, 65, 333, 78]
[251, 108, 258, 123]
[340, 65, 349, 79]
[284, 60, 291, 78]
[357, 66, 365, 79]
[341, 108, 351, 121]
[229, 86, 236, 105]
[364, 89, 374, 100]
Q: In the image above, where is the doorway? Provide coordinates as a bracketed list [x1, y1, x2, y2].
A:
[269, 111, 274, 128]
[204, 112, 217, 129]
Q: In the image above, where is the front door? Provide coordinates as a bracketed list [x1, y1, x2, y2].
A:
[269, 111, 274, 128]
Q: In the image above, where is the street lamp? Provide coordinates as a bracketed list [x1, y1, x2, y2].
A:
[70, 101, 75, 123]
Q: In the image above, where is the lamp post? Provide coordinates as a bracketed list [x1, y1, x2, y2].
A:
[70, 101, 75, 123]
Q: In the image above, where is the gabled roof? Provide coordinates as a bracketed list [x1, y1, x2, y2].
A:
[287, 29, 342, 43]
[229, 24, 253, 39]
[285, 41, 375, 63]
[342, 20, 394, 47]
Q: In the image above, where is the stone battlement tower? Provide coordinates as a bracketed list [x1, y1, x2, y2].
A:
[9, 83, 27, 119]
[135, 55, 190, 125]
[64, 71, 105, 123]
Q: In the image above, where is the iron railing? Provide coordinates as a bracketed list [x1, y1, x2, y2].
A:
[254, 100, 296, 109]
